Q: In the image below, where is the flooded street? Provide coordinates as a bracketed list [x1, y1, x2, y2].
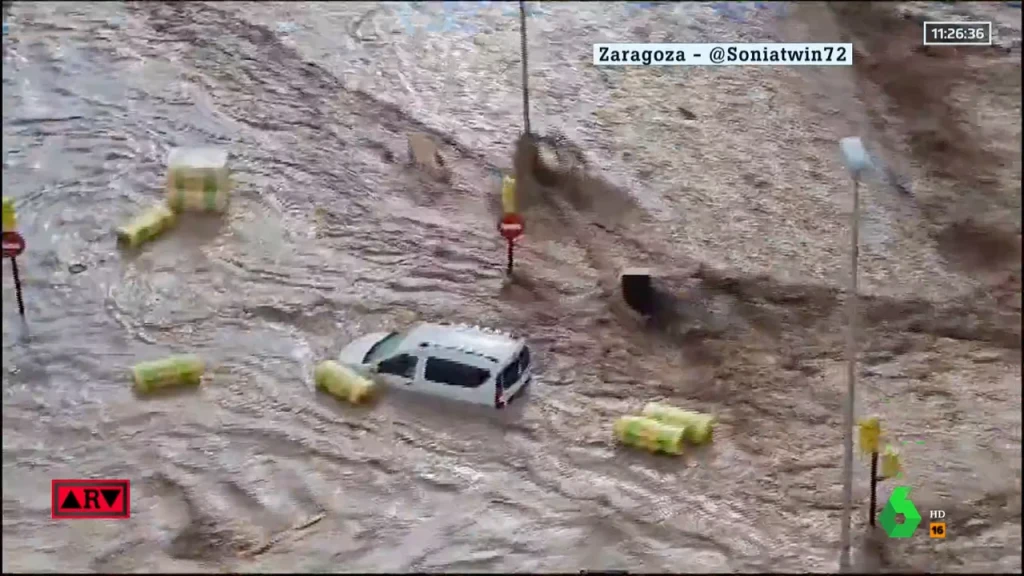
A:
[2, 2, 1020, 572]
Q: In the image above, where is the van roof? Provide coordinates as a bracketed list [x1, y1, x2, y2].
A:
[401, 322, 523, 364]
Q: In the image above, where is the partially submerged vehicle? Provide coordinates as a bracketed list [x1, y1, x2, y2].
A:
[338, 322, 533, 409]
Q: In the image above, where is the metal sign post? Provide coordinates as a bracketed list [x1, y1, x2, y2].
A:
[506, 238, 514, 275]
[837, 136, 871, 572]
[858, 417, 903, 532]
[869, 449, 879, 526]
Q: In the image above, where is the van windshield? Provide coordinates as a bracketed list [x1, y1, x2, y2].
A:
[498, 346, 531, 389]
[363, 331, 406, 364]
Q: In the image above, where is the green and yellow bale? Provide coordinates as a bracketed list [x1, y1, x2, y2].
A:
[880, 444, 902, 480]
[501, 175, 517, 214]
[165, 147, 232, 213]
[2, 196, 16, 231]
[858, 416, 881, 456]
[641, 402, 716, 445]
[314, 360, 377, 405]
[132, 355, 205, 394]
[116, 204, 177, 249]
[613, 415, 687, 455]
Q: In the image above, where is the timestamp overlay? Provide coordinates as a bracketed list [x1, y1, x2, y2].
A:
[923, 21, 993, 46]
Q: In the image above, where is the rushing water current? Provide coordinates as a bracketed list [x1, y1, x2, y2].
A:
[3, 2, 1021, 573]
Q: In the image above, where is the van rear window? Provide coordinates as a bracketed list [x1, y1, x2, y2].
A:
[498, 346, 531, 389]
[424, 358, 490, 388]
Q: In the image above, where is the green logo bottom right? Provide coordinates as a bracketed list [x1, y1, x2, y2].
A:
[880, 486, 922, 538]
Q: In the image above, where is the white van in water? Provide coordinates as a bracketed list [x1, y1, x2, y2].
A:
[337, 322, 533, 409]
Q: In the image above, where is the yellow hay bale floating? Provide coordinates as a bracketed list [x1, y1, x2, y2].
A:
[501, 175, 517, 214]
[165, 147, 232, 213]
[858, 416, 882, 456]
[314, 360, 377, 405]
[880, 444, 902, 480]
[2, 196, 16, 231]
[641, 402, 716, 445]
[132, 355, 205, 394]
[613, 416, 686, 455]
[116, 204, 177, 249]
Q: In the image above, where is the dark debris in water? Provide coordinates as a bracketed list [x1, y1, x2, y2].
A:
[676, 106, 698, 120]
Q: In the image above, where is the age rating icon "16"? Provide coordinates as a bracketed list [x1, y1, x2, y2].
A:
[879, 486, 922, 538]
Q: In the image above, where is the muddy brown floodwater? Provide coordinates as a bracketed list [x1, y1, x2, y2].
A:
[2, 1, 1021, 573]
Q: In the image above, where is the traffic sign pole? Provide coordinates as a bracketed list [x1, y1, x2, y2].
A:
[10, 256, 24, 316]
[870, 450, 879, 526]
[506, 238, 514, 276]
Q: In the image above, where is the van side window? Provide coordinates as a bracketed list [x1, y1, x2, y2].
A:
[377, 354, 417, 378]
[424, 358, 490, 388]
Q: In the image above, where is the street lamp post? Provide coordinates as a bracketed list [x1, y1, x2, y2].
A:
[837, 136, 871, 572]
[519, 0, 531, 135]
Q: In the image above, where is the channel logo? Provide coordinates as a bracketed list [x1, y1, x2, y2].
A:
[51, 479, 131, 520]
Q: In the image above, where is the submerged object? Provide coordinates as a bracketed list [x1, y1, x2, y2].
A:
[613, 415, 686, 455]
[641, 402, 715, 445]
[315, 360, 377, 405]
[407, 132, 450, 183]
[116, 204, 177, 248]
[132, 355, 205, 393]
[165, 147, 232, 213]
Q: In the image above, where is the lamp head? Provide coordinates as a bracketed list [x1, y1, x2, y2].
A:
[839, 137, 871, 180]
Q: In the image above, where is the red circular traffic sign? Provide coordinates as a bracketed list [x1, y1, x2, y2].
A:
[1, 231, 25, 258]
[499, 213, 525, 241]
